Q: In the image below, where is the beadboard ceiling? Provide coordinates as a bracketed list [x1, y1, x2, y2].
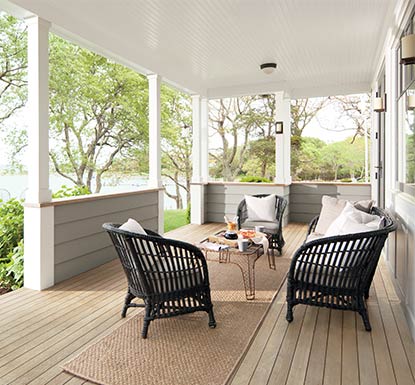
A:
[2, 0, 397, 98]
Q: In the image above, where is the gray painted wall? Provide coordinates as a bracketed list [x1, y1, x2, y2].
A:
[206, 183, 290, 225]
[289, 182, 372, 223]
[385, 192, 415, 340]
[54, 190, 159, 283]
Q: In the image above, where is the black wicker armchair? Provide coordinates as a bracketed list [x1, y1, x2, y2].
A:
[286, 207, 396, 331]
[237, 194, 287, 254]
[103, 223, 216, 338]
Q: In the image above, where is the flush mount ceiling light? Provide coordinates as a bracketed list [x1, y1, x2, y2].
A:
[260, 62, 277, 75]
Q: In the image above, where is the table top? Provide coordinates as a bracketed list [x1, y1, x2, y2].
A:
[198, 230, 264, 256]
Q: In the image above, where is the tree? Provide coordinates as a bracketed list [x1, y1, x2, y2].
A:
[328, 94, 371, 143]
[0, 13, 27, 127]
[290, 98, 329, 180]
[161, 85, 192, 209]
[209, 95, 277, 181]
[48, 35, 149, 193]
[291, 98, 328, 137]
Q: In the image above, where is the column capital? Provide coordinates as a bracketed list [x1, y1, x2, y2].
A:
[24, 16, 51, 29]
[147, 73, 161, 81]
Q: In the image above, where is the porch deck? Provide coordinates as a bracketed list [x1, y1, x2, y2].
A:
[0, 223, 413, 385]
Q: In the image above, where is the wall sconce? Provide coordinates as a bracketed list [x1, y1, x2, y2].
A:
[401, 34, 415, 65]
[275, 121, 283, 134]
[373, 92, 386, 112]
[408, 94, 415, 110]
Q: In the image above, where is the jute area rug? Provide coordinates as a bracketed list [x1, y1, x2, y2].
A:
[62, 255, 291, 385]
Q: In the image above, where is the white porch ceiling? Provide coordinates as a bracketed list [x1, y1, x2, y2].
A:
[1, 0, 397, 98]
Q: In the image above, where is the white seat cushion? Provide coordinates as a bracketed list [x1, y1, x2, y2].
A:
[241, 220, 279, 234]
[245, 194, 276, 222]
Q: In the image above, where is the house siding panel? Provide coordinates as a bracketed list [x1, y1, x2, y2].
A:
[53, 190, 159, 283]
[289, 183, 372, 223]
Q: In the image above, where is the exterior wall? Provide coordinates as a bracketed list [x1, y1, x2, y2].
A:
[205, 182, 290, 225]
[386, 191, 415, 340]
[289, 182, 372, 223]
[373, 0, 415, 340]
[53, 189, 160, 283]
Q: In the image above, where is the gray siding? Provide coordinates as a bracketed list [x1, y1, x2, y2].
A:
[206, 183, 290, 226]
[289, 183, 372, 223]
[54, 190, 159, 283]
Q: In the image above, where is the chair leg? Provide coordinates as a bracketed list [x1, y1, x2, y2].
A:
[208, 307, 216, 328]
[359, 308, 372, 331]
[286, 303, 294, 322]
[141, 306, 152, 339]
[122, 291, 135, 318]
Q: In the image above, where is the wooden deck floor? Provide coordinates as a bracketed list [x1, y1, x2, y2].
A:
[0, 223, 413, 385]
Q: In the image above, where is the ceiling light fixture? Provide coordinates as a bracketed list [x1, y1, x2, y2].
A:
[260, 62, 277, 75]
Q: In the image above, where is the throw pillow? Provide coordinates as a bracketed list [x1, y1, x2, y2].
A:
[119, 218, 147, 235]
[314, 195, 375, 234]
[245, 194, 276, 222]
[314, 196, 347, 234]
[325, 202, 382, 237]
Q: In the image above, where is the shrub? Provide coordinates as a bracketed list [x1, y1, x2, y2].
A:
[0, 198, 24, 291]
[340, 178, 352, 183]
[239, 176, 272, 183]
[0, 240, 24, 290]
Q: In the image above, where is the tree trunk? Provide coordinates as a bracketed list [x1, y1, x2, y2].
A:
[95, 173, 102, 193]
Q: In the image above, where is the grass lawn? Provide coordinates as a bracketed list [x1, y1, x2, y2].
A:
[164, 209, 189, 233]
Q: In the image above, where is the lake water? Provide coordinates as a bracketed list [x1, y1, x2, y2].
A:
[0, 174, 187, 210]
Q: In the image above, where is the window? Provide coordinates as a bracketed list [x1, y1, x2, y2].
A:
[396, 13, 415, 196]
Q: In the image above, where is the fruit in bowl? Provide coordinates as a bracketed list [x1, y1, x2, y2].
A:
[240, 229, 256, 239]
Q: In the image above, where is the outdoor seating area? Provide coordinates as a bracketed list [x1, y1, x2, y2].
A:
[1, 0, 415, 384]
[0, 222, 413, 385]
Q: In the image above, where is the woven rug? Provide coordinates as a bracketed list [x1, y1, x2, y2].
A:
[62, 255, 291, 385]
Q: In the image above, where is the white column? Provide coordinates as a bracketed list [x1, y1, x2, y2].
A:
[24, 16, 54, 290]
[191, 95, 202, 181]
[200, 97, 209, 182]
[190, 95, 206, 224]
[147, 74, 164, 234]
[275, 91, 292, 185]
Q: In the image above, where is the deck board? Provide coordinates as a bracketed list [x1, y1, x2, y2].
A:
[0, 222, 413, 385]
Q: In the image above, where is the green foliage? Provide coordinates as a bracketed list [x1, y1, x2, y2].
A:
[0, 240, 24, 290]
[164, 209, 189, 233]
[48, 34, 149, 193]
[340, 178, 352, 183]
[0, 198, 24, 260]
[0, 13, 27, 128]
[291, 136, 369, 181]
[160, 84, 192, 209]
[52, 184, 91, 198]
[239, 176, 272, 183]
[209, 95, 276, 181]
[0, 199, 24, 291]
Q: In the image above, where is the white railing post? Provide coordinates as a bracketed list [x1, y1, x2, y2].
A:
[24, 16, 54, 290]
[190, 95, 206, 224]
[147, 74, 164, 234]
[275, 92, 292, 185]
